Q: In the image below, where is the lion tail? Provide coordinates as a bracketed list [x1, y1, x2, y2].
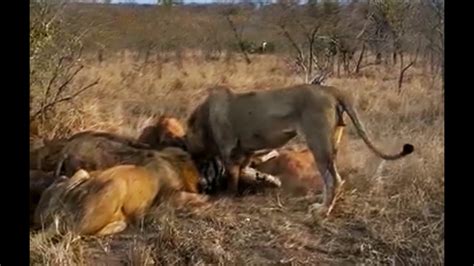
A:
[332, 89, 414, 160]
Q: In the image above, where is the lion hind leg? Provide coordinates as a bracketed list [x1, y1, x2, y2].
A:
[77, 180, 127, 236]
[333, 126, 345, 157]
[308, 162, 343, 217]
[77, 208, 127, 236]
[324, 162, 344, 215]
[301, 114, 342, 216]
[96, 220, 127, 236]
[332, 125, 345, 185]
[79, 205, 128, 236]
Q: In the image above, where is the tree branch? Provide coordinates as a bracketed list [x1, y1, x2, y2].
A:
[32, 79, 100, 120]
[225, 15, 251, 65]
[53, 65, 84, 103]
[398, 43, 420, 92]
[307, 24, 320, 83]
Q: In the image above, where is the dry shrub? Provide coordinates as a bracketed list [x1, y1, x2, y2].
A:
[30, 231, 87, 265]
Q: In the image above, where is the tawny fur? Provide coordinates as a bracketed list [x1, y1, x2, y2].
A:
[251, 148, 323, 196]
[144, 115, 283, 193]
[53, 131, 156, 177]
[33, 116, 186, 177]
[186, 84, 414, 216]
[137, 115, 187, 150]
[34, 147, 208, 236]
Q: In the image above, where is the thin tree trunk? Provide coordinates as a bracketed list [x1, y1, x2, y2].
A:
[226, 16, 251, 65]
[337, 56, 341, 77]
[398, 52, 415, 92]
[355, 43, 366, 74]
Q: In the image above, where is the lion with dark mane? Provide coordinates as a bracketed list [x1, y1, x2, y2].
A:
[185, 84, 414, 216]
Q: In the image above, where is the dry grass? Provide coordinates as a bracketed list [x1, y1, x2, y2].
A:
[30, 52, 444, 265]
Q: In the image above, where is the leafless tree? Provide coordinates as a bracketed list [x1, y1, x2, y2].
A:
[368, 0, 420, 90]
[30, 1, 100, 123]
[224, 8, 252, 64]
[419, 0, 444, 87]
[273, 4, 335, 84]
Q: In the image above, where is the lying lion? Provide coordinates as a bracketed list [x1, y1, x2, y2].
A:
[29, 116, 278, 220]
[186, 84, 414, 216]
[33, 147, 208, 236]
[30, 131, 155, 177]
[53, 131, 158, 177]
[30, 115, 181, 176]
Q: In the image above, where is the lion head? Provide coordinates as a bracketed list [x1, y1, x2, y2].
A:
[138, 115, 187, 150]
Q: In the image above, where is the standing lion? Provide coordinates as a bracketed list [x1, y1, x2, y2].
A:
[185, 84, 414, 216]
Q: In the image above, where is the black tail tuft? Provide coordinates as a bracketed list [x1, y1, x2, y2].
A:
[402, 144, 414, 155]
